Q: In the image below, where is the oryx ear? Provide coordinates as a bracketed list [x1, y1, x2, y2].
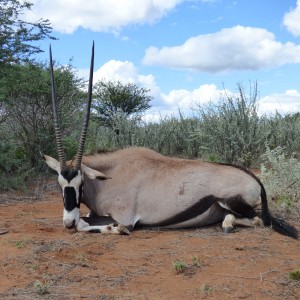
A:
[43, 154, 61, 173]
[81, 164, 110, 180]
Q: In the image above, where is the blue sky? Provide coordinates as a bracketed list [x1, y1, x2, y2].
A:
[26, 0, 300, 120]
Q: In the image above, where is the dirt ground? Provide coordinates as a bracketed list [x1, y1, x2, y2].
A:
[0, 188, 299, 300]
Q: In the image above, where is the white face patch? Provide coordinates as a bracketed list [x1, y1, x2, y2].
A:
[63, 208, 80, 229]
[58, 171, 82, 193]
[57, 170, 84, 228]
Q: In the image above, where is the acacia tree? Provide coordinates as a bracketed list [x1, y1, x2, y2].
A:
[93, 80, 152, 129]
[0, 0, 55, 65]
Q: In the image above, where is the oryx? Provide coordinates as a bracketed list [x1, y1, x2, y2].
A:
[43, 44, 298, 239]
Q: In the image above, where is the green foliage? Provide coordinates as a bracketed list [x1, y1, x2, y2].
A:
[1, 62, 85, 168]
[259, 145, 300, 209]
[85, 114, 201, 159]
[15, 239, 26, 249]
[191, 82, 265, 167]
[0, 131, 32, 190]
[0, 61, 86, 191]
[289, 270, 300, 281]
[1, 75, 300, 192]
[265, 112, 300, 155]
[172, 256, 203, 275]
[93, 80, 152, 128]
[0, 0, 56, 65]
[172, 260, 187, 274]
[144, 114, 200, 158]
[33, 280, 50, 295]
[197, 284, 214, 294]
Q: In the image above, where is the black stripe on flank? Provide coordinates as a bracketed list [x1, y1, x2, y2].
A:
[223, 195, 256, 218]
[152, 195, 218, 227]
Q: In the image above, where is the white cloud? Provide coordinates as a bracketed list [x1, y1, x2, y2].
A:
[143, 26, 300, 72]
[143, 84, 232, 122]
[144, 87, 300, 122]
[161, 84, 224, 107]
[91, 60, 230, 120]
[283, 0, 300, 37]
[93, 60, 161, 97]
[25, 0, 184, 34]
[258, 90, 300, 115]
[81, 59, 300, 121]
[94, 60, 138, 83]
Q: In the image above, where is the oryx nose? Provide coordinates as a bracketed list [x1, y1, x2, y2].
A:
[65, 220, 76, 229]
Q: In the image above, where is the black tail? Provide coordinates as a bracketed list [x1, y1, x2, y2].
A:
[260, 184, 298, 239]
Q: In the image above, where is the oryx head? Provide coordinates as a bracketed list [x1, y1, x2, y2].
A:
[44, 42, 108, 229]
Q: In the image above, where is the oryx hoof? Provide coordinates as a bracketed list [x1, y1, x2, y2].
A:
[223, 227, 234, 234]
[117, 224, 130, 235]
[253, 216, 263, 226]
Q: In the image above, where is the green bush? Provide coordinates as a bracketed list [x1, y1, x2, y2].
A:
[85, 113, 201, 159]
[190, 82, 265, 167]
[265, 112, 300, 155]
[0, 140, 32, 191]
[2, 76, 300, 192]
[259, 145, 300, 210]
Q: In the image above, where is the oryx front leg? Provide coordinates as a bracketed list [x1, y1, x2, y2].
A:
[222, 214, 263, 233]
[76, 218, 130, 235]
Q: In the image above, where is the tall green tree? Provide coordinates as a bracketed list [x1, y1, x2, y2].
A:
[2, 62, 85, 168]
[0, 0, 55, 65]
[93, 80, 152, 129]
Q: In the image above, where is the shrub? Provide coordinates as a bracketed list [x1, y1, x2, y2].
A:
[172, 260, 187, 274]
[0, 139, 32, 191]
[289, 270, 300, 281]
[191, 82, 265, 167]
[259, 145, 300, 211]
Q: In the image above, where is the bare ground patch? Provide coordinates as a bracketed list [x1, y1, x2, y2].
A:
[0, 191, 299, 300]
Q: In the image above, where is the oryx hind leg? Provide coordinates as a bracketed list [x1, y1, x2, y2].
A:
[76, 217, 130, 235]
[222, 214, 263, 233]
[218, 197, 263, 233]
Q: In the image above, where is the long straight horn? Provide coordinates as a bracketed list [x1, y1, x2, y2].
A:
[49, 45, 67, 169]
[75, 42, 95, 169]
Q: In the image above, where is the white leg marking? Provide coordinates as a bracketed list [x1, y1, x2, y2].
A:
[222, 214, 236, 232]
[63, 208, 80, 228]
[234, 216, 263, 227]
[76, 218, 130, 235]
[222, 215, 263, 233]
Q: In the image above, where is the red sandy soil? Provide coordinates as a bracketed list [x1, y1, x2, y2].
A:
[0, 189, 299, 300]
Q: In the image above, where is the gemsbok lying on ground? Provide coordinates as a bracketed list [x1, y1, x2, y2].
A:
[44, 43, 298, 239]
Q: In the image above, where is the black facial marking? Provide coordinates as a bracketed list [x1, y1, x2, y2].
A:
[79, 183, 83, 203]
[64, 187, 80, 211]
[60, 168, 79, 183]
